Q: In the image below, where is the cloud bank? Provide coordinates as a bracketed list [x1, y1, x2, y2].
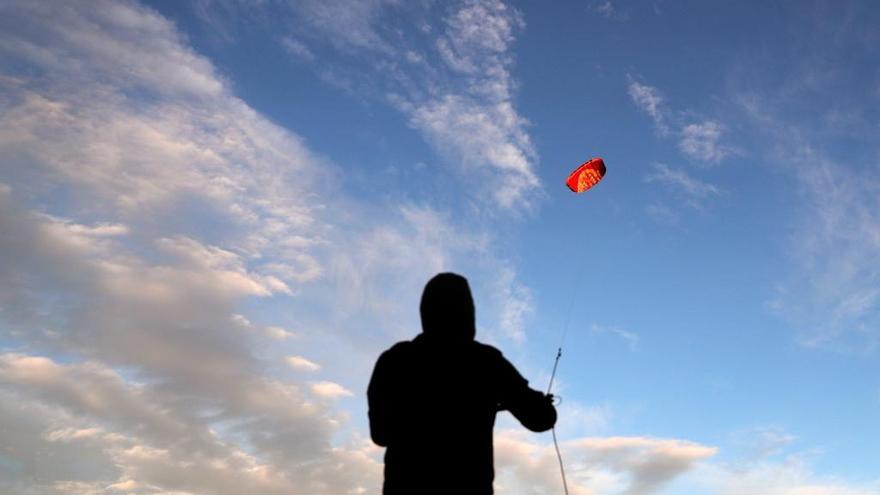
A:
[0, 2, 544, 493]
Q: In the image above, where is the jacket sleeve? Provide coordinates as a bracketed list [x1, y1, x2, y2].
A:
[367, 350, 392, 446]
[495, 351, 557, 432]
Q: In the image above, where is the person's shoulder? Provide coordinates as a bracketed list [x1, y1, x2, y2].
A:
[378, 340, 416, 361]
[471, 340, 505, 360]
[388, 340, 414, 352]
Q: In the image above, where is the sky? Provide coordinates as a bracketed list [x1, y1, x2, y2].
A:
[0, 0, 879, 494]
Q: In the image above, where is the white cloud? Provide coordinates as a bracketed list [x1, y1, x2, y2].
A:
[0, 0, 333, 294]
[494, 430, 716, 495]
[156, 236, 292, 296]
[394, 0, 540, 210]
[569, 436, 717, 494]
[435, 0, 523, 78]
[265, 326, 297, 341]
[286, 355, 321, 372]
[402, 93, 540, 209]
[0, 4, 225, 100]
[44, 427, 106, 443]
[679, 120, 728, 163]
[310, 381, 354, 399]
[0, 204, 351, 472]
[63, 222, 130, 237]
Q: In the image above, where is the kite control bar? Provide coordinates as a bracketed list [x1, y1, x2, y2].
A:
[547, 347, 562, 396]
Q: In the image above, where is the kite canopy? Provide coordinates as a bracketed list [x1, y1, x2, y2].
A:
[565, 157, 606, 193]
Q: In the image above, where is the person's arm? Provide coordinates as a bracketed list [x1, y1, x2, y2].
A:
[496, 351, 557, 432]
[367, 350, 392, 446]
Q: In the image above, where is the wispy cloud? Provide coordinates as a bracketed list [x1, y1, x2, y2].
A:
[728, 425, 798, 460]
[644, 163, 721, 211]
[628, 76, 732, 166]
[280, 37, 315, 61]
[286, 355, 321, 372]
[644, 202, 681, 225]
[738, 93, 880, 350]
[627, 76, 669, 134]
[261, 0, 543, 211]
[694, 435, 880, 495]
[290, 0, 400, 54]
[590, 323, 640, 350]
[770, 144, 880, 350]
[310, 380, 354, 399]
[496, 267, 534, 342]
[394, 0, 541, 210]
[679, 120, 729, 163]
[628, 75, 728, 222]
[593, 0, 617, 18]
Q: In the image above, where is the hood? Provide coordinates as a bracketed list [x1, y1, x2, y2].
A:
[419, 272, 476, 343]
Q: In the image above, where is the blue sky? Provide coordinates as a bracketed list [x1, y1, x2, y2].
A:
[1, 0, 879, 494]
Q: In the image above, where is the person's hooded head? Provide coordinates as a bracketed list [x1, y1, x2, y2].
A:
[419, 272, 476, 343]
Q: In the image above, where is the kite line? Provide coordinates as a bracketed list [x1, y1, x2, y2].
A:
[547, 347, 569, 495]
[545, 156, 607, 495]
[545, 250, 587, 495]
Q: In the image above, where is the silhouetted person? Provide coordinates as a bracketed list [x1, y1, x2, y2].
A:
[368, 272, 557, 495]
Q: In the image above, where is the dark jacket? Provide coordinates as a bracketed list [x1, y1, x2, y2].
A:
[367, 333, 556, 495]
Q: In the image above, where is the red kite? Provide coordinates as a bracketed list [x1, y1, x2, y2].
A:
[565, 158, 606, 193]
